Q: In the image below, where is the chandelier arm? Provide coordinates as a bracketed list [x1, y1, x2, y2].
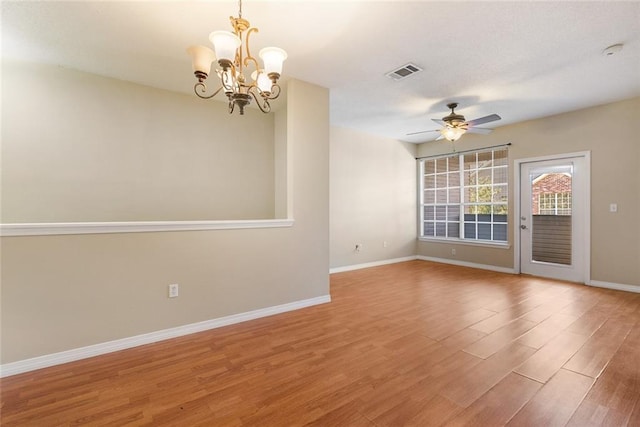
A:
[243, 27, 260, 71]
[194, 82, 224, 100]
[248, 87, 271, 113]
[220, 65, 238, 92]
[253, 83, 281, 101]
[267, 84, 281, 100]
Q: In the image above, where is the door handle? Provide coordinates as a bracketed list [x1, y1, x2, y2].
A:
[520, 225, 528, 230]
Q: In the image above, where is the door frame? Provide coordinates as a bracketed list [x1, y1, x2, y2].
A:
[513, 151, 591, 283]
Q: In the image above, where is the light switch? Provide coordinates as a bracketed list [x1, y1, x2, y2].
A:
[609, 203, 618, 213]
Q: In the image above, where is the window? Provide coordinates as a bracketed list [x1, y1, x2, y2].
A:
[539, 192, 572, 215]
[420, 148, 508, 243]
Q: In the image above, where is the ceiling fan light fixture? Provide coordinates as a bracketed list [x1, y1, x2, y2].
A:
[440, 126, 466, 142]
[406, 103, 500, 141]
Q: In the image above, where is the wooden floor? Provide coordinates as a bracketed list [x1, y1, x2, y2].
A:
[2, 260, 640, 426]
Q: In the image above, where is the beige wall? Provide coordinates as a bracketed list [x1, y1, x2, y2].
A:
[1, 61, 275, 222]
[0, 77, 330, 364]
[330, 127, 417, 268]
[417, 97, 640, 287]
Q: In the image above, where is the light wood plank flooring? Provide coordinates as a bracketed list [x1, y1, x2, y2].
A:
[2, 260, 639, 426]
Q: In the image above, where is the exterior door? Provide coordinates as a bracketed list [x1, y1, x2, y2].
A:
[519, 156, 587, 282]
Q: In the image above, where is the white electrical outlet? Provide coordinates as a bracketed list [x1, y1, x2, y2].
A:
[168, 284, 179, 298]
[452, 248, 456, 255]
[355, 244, 362, 253]
[383, 241, 388, 248]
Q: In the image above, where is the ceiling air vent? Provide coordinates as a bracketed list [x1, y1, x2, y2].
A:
[385, 63, 423, 81]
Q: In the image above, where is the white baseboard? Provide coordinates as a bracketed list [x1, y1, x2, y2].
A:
[587, 280, 640, 294]
[417, 255, 516, 274]
[329, 256, 418, 274]
[0, 294, 331, 378]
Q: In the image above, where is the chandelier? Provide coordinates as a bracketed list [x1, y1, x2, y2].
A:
[186, 0, 287, 115]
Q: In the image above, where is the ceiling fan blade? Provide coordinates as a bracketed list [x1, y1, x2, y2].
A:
[435, 135, 445, 141]
[466, 127, 493, 135]
[432, 118, 445, 125]
[466, 114, 501, 127]
[406, 129, 439, 136]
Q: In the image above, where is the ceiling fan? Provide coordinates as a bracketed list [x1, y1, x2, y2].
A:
[407, 103, 501, 142]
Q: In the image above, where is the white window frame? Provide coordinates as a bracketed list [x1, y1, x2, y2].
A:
[419, 147, 509, 246]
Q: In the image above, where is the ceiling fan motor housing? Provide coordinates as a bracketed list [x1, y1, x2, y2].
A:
[443, 103, 466, 127]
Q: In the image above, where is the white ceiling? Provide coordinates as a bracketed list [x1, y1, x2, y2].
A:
[2, 1, 639, 143]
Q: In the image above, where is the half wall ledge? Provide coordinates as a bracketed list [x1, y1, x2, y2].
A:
[0, 219, 295, 237]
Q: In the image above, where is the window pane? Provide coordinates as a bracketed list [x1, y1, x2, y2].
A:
[464, 154, 476, 170]
[493, 185, 508, 203]
[478, 224, 491, 239]
[477, 205, 492, 221]
[436, 158, 447, 173]
[465, 187, 477, 203]
[478, 168, 491, 183]
[424, 175, 435, 188]
[448, 222, 460, 238]
[424, 189, 435, 203]
[436, 222, 446, 237]
[448, 172, 460, 187]
[494, 166, 507, 184]
[424, 222, 434, 236]
[464, 223, 476, 239]
[437, 174, 447, 188]
[424, 160, 435, 174]
[423, 206, 434, 220]
[449, 187, 460, 203]
[493, 205, 508, 222]
[477, 185, 493, 202]
[478, 151, 492, 167]
[494, 149, 508, 166]
[494, 224, 507, 241]
[447, 205, 460, 221]
[436, 206, 446, 220]
[449, 156, 460, 172]
[436, 189, 447, 203]
[464, 171, 476, 186]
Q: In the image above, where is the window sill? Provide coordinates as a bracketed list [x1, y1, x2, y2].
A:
[0, 219, 295, 237]
[418, 237, 511, 249]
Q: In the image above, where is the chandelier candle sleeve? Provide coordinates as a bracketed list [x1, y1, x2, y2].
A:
[186, 0, 287, 115]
